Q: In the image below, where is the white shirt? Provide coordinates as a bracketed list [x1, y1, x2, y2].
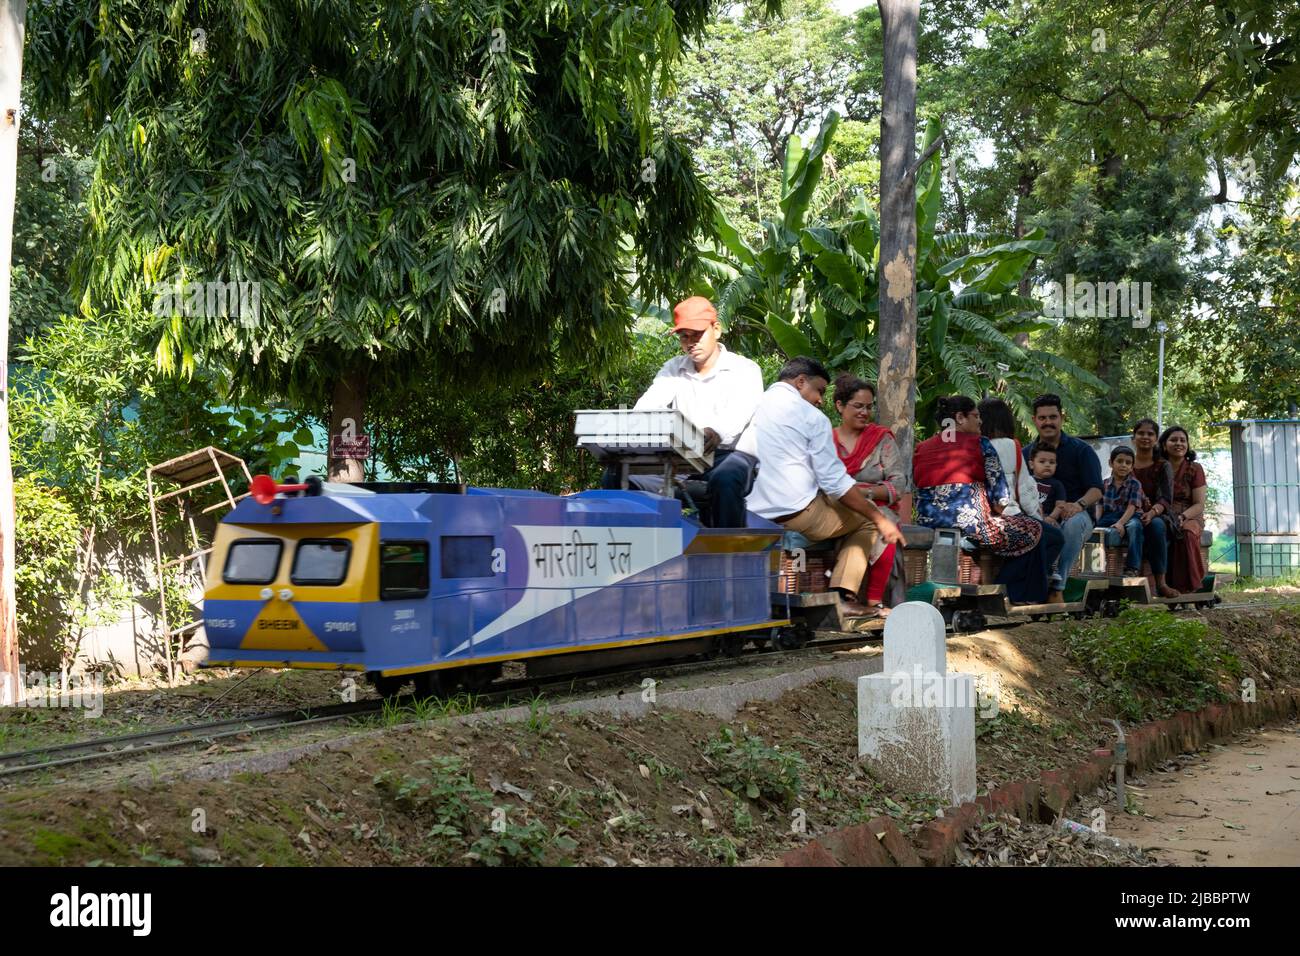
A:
[745, 382, 856, 519]
[989, 436, 1038, 518]
[634, 344, 763, 455]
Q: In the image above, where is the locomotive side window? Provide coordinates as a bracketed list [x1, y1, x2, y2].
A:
[440, 535, 495, 579]
[291, 539, 352, 586]
[380, 541, 430, 599]
[223, 539, 283, 585]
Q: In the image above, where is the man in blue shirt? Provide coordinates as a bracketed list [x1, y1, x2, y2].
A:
[1022, 394, 1102, 602]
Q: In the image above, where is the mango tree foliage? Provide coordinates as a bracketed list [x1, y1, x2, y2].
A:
[659, 0, 867, 239]
[25, 0, 721, 460]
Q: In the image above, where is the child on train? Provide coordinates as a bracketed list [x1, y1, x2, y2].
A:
[1098, 445, 1145, 575]
[1027, 444, 1067, 526]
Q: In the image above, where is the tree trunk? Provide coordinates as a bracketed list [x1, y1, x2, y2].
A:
[876, 0, 921, 466]
[328, 369, 368, 483]
[0, 0, 27, 706]
[1013, 163, 1036, 347]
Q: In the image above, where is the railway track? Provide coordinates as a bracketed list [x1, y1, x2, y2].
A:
[2, 597, 1289, 782]
[0, 631, 878, 781]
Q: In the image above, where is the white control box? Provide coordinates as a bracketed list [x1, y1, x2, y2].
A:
[573, 408, 713, 473]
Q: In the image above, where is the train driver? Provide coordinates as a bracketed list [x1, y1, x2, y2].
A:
[602, 296, 764, 528]
[746, 356, 906, 616]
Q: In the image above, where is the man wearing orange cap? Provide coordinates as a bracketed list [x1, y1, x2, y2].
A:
[603, 296, 763, 527]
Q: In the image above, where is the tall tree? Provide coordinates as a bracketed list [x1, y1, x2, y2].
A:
[25, 0, 720, 480]
[0, 0, 26, 705]
[875, 0, 922, 464]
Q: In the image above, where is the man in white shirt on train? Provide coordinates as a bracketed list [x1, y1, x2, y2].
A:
[604, 296, 764, 527]
[747, 356, 905, 615]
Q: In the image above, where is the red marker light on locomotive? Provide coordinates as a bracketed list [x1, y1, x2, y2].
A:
[250, 474, 309, 505]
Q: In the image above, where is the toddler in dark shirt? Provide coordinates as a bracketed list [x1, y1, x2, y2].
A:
[1028, 444, 1068, 525]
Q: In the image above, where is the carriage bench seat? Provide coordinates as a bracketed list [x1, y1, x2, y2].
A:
[1085, 525, 1215, 578]
[778, 524, 935, 593]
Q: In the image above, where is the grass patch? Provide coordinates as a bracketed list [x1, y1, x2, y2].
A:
[1064, 606, 1242, 722]
[374, 756, 575, 865]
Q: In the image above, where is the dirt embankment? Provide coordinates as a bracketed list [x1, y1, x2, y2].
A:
[2, 604, 1298, 867]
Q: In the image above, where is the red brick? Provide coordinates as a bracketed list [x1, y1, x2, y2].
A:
[916, 818, 964, 867]
[1038, 773, 1072, 822]
[819, 824, 894, 867]
[781, 839, 841, 867]
[864, 816, 923, 867]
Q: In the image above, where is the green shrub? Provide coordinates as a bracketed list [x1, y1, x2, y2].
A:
[703, 727, 805, 807]
[1064, 607, 1241, 721]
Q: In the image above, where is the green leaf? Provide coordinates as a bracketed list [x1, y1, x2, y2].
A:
[713, 210, 757, 268]
[765, 312, 815, 359]
[929, 293, 950, 357]
[915, 120, 944, 268]
[781, 133, 804, 198]
[780, 111, 840, 233]
[746, 782, 760, 800]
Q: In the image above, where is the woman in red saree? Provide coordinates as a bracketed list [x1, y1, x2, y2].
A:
[832, 375, 908, 617]
[1159, 425, 1208, 592]
[913, 397, 1049, 604]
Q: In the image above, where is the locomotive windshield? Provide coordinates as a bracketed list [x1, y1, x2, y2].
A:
[223, 539, 283, 584]
[291, 539, 352, 586]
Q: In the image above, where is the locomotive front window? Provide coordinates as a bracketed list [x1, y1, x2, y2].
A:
[291, 539, 352, 586]
[380, 541, 430, 599]
[440, 535, 495, 578]
[223, 539, 283, 585]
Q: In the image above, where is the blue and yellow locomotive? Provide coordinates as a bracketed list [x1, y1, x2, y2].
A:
[203, 478, 792, 696]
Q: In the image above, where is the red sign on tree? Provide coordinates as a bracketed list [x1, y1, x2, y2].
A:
[330, 435, 371, 460]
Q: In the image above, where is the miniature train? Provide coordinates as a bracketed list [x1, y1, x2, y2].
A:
[201, 478, 1219, 695]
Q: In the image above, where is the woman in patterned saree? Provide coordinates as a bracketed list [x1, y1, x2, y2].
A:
[913, 396, 1050, 604]
[832, 374, 909, 616]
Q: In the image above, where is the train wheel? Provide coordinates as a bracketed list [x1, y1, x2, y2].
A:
[719, 636, 746, 658]
[772, 625, 812, 650]
[412, 670, 446, 699]
[372, 674, 407, 699]
[1102, 600, 1120, 619]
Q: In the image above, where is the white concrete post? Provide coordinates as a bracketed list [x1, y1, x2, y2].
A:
[858, 602, 976, 805]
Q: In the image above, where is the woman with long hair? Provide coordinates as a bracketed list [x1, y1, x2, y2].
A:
[913, 396, 1051, 603]
[832, 374, 908, 616]
[1131, 418, 1180, 596]
[980, 396, 1065, 582]
[1160, 425, 1208, 592]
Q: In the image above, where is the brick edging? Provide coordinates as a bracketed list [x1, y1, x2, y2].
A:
[777, 688, 1300, 867]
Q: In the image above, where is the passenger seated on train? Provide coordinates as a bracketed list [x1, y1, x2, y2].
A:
[1027, 445, 1068, 525]
[981, 397, 1065, 586]
[1160, 425, 1208, 593]
[1098, 445, 1146, 576]
[913, 396, 1052, 605]
[1022, 393, 1102, 603]
[745, 356, 905, 617]
[601, 296, 763, 528]
[833, 373, 909, 614]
